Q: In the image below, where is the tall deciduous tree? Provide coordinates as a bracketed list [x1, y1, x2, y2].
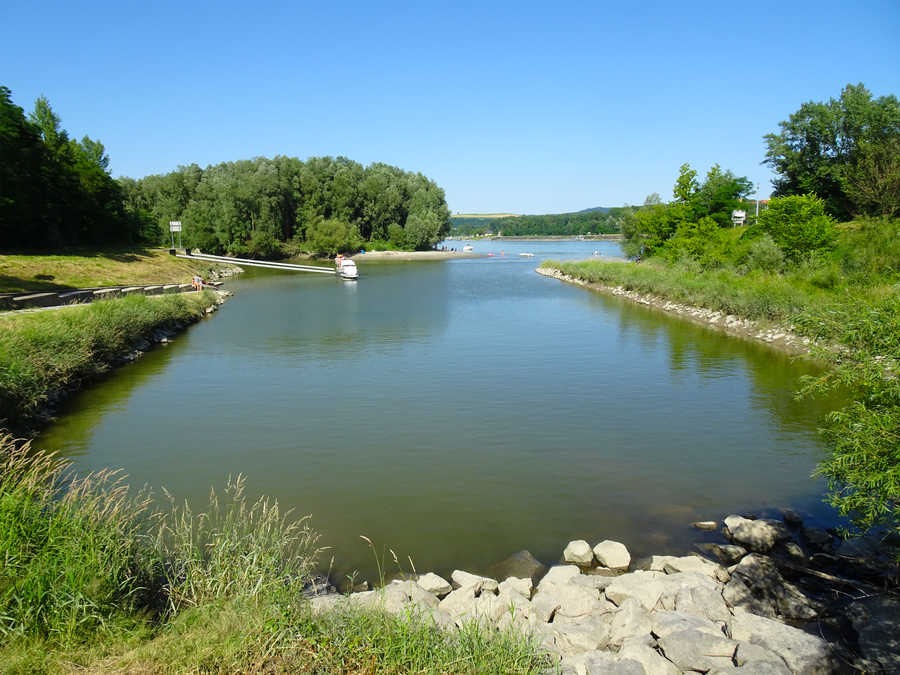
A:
[764, 83, 900, 219]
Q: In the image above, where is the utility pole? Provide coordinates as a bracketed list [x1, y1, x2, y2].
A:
[756, 185, 760, 218]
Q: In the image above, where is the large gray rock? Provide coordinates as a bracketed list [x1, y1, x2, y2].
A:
[553, 613, 615, 654]
[675, 582, 732, 623]
[723, 553, 819, 620]
[532, 581, 610, 621]
[697, 542, 749, 566]
[416, 572, 452, 597]
[845, 594, 900, 673]
[487, 549, 548, 583]
[618, 637, 680, 675]
[498, 576, 532, 599]
[735, 642, 791, 674]
[450, 569, 498, 593]
[604, 570, 669, 609]
[593, 540, 631, 570]
[647, 554, 730, 582]
[564, 539, 595, 565]
[439, 585, 478, 620]
[727, 608, 833, 674]
[538, 565, 581, 590]
[563, 651, 645, 675]
[657, 628, 738, 672]
[607, 597, 653, 648]
[724, 515, 789, 553]
[651, 610, 726, 639]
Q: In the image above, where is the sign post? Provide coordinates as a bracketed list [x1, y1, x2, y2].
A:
[169, 221, 182, 250]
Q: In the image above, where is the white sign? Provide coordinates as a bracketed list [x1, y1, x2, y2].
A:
[169, 221, 182, 232]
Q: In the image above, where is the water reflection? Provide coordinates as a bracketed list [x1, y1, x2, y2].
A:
[35, 242, 837, 583]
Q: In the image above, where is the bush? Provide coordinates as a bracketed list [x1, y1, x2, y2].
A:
[757, 194, 837, 260]
[304, 218, 363, 256]
[742, 234, 785, 273]
[246, 228, 281, 259]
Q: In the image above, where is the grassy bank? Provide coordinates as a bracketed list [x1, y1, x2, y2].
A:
[541, 217, 899, 547]
[0, 248, 238, 294]
[0, 292, 217, 433]
[0, 435, 547, 673]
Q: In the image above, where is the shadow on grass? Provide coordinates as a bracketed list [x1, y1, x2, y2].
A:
[0, 275, 78, 294]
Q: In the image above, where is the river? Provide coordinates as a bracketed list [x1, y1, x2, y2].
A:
[37, 240, 835, 582]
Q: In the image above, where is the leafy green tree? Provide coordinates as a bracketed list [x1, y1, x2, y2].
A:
[304, 218, 362, 256]
[673, 163, 698, 203]
[756, 194, 837, 260]
[764, 83, 900, 219]
[691, 164, 753, 227]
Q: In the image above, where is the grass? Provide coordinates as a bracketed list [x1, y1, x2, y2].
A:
[0, 292, 217, 433]
[0, 435, 549, 674]
[0, 247, 238, 293]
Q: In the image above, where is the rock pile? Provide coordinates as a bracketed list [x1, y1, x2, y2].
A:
[309, 512, 900, 674]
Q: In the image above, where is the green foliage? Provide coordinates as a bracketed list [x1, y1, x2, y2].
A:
[451, 208, 623, 237]
[0, 87, 138, 249]
[764, 83, 900, 219]
[756, 194, 837, 260]
[304, 218, 363, 256]
[622, 163, 753, 258]
[0, 293, 214, 433]
[544, 216, 900, 549]
[742, 234, 786, 273]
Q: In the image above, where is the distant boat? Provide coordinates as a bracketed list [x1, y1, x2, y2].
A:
[462, 244, 474, 252]
[335, 256, 359, 280]
[519, 252, 534, 257]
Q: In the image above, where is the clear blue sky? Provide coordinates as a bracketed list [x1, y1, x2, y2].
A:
[4, 1, 898, 213]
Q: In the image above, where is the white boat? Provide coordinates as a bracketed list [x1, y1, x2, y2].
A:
[462, 244, 474, 252]
[519, 252, 534, 257]
[336, 257, 359, 280]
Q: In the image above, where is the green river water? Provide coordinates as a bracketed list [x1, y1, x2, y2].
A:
[37, 240, 836, 583]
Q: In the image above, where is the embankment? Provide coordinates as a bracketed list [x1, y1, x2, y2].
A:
[0, 290, 230, 434]
[536, 266, 815, 356]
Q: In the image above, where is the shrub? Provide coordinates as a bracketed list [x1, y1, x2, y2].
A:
[304, 218, 363, 256]
[757, 194, 837, 260]
[742, 233, 785, 273]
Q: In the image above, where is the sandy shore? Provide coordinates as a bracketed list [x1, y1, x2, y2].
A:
[350, 250, 481, 261]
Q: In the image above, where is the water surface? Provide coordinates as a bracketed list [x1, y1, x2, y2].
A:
[38, 240, 834, 581]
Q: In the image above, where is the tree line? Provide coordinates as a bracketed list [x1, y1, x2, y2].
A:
[1, 87, 450, 255]
[451, 208, 624, 237]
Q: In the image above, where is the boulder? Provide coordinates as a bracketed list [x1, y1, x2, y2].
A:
[674, 583, 731, 623]
[800, 527, 834, 553]
[607, 597, 653, 648]
[532, 581, 610, 621]
[562, 651, 645, 675]
[564, 539, 595, 565]
[604, 570, 669, 610]
[593, 540, 631, 571]
[571, 572, 616, 591]
[780, 508, 803, 528]
[416, 572, 452, 597]
[553, 613, 615, 654]
[845, 594, 900, 673]
[723, 553, 819, 621]
[697, 542, 748, 566]
[439, 585, 478, 620]
[735, 642, 791, 674]
[723, 515, 789, 553]
[450, 569, 498, 593]
[498, 576, 532, 599]
[486, 549, 547, 583]
[538, 565, 581, 590]
[647, 554, 729, 582]
[651, 610, 726, 639]
[657, 628, 738, 672]
[727, 608, 833, 674]
[618, 637, 679, 675]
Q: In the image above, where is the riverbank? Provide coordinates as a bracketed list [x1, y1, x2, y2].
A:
[0, 290, 229, 434]
[536, 266, 815, 357]
[3, 435, 895, 673]
[0, 247, 242, 294]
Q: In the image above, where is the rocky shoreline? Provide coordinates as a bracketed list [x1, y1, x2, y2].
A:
[536, 267, 816, 357]
[306, 512, 898, 673]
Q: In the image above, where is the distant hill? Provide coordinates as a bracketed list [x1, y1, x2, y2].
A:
[452, 213, 520, 219]
[575, 206, 611, 214]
